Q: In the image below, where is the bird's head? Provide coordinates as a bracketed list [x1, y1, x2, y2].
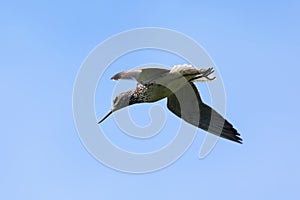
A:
[98, 91, 133, 124]
[112, 91, 133, 111]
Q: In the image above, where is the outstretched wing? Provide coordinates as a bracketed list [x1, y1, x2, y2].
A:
[111, 68, 170, 84]
[167, 82, 242, 144]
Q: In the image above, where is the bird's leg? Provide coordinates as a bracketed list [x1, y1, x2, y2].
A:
[190, 68, 216, 82]
[202, 68, 216, 80]
[204, 71, 216, 81]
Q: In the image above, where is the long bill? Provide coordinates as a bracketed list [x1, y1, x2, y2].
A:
[98, 110, 113, 124]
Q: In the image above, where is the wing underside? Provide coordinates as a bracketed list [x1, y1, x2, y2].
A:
[167, 82, 242, 143]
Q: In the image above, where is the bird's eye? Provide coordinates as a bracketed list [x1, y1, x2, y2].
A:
[113, 97, 118, 104]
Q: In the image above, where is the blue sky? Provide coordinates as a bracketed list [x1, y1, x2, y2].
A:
[1, 0, 300, 199]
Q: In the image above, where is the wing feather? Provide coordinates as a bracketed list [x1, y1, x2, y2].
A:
[167, 82, 242, 143]
[111, 68, 170, 84]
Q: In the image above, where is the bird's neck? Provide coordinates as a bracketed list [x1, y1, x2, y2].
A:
[129, 89, 146, 105]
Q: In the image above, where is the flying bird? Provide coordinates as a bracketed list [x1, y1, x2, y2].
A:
[98, 64, 242, 144]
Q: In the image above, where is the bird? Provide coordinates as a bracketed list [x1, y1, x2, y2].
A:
[98, 64, 242, 144]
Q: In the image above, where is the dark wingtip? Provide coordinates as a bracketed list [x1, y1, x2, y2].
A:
[219, 121, 243, 144]
[233, 136, 243, 144]
[224, 130, 243, 144]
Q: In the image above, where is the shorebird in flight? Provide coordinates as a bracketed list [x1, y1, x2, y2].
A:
[98, 64, 242, 144]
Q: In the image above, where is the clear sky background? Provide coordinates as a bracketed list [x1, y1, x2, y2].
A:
[1, 1, 300, 199]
